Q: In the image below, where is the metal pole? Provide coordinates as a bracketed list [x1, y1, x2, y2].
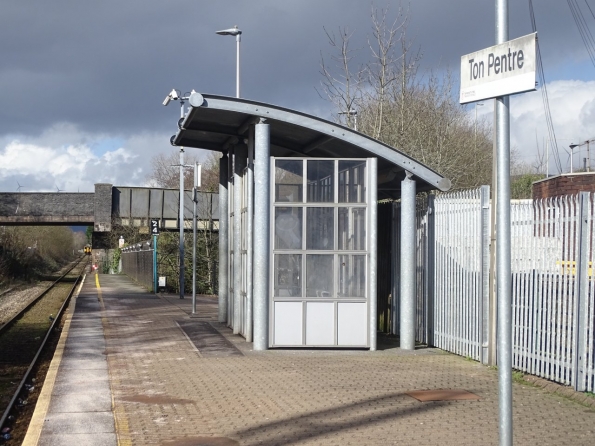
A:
[233, 146, 247, 334]
[192, 162, 200, 315]
[227, 148, 234, 326]
[368, 158, 378, 350]
[179, 99, 186, 299]
[400, 171, 416, 350]
[218, 154, 229, 322]
[153, 234, 158, 294]
[253, 120, 270, 351]
[236, 34, 241, 98]
[246, 128, 255, 342]
[179, 147, 185, 299]
[496, 1, 512, 444]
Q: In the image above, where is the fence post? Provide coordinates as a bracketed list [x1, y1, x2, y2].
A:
[426, 194, 435, 346]
[480, 185, 491, 364]
[573, 191, 590, 391]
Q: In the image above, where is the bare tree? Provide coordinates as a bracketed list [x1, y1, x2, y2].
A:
[319, 2, 493, 189]
[144, 150, 221, 294]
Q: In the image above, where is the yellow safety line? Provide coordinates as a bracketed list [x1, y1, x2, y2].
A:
[21, 276, 85, 446]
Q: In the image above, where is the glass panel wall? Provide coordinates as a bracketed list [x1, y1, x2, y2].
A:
[271, 158, 372, 347]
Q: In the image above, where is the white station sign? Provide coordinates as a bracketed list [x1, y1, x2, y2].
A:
[460, 32, 537, 104]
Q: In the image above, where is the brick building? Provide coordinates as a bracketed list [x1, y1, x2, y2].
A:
[532, 172, 595, 199]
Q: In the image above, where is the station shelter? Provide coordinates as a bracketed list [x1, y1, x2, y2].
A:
[172, 93, 451, 350]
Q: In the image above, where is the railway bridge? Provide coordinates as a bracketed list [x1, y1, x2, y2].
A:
[0, 183, 218, 244]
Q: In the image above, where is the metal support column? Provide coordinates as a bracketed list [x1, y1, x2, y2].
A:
[390, 202, 399, 336]
[179, 148, 185, 299]
[495, 1, 512, 444]
[233, 145, 247, 335]
[218, 154, 229, 322]
[246, 128, 255, 342]
[400, 171, 416, 350]
[573, 191, 590, 391]
[426, 194, 436, 346]
[369, 158, 378, 350]
[153, 234, 158, 294]
[228, 148, 235, 326]
[253, 120, 270, 351]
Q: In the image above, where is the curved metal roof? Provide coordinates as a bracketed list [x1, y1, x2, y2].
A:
[172, 93, 451, 198]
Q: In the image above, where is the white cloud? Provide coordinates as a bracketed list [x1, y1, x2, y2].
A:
[0, 123, 181, 192]
[474, 79, 595, 174]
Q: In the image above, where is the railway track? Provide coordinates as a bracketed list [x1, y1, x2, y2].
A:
[0, 257, 88, 443]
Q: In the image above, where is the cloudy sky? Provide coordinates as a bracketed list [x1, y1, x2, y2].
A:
[1, 0, 594, 192]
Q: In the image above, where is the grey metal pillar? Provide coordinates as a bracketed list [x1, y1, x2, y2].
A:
[179, 148, 185, 299]
[496, 1, 512, 444]
[246, 128, 255, 342]
[218, 154, 229, 322]
[369, 158, 378, 350]
[253, 120, 270, 351]
[227, 148, 234, 326]
[426, 194, 436, 346]
[400, 171, 416, 350]
[573, 191, 590, 391]
[233, 145, 247, 335]
[390, 202, 400, 336]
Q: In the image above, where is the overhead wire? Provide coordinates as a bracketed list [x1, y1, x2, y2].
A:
[529, 0, 563, 173]
[567, 0, 595, 68]
[585, 0, 595, 21]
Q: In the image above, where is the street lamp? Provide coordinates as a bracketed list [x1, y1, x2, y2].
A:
[339, 109, 358, 131]
[569, 139, 595, 173]
[216, 25, 242, 98]
[163, 88, 193, 299]
[569, 143, 579, 174]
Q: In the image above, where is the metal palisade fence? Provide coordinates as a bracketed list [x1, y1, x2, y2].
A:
[394, 187, 595, 393]
[510, 193, 594, 392]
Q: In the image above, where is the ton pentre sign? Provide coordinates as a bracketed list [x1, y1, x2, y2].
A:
[460, 32, 537, 104]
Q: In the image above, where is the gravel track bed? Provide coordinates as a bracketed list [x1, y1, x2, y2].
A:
[0, 284, 52, 327]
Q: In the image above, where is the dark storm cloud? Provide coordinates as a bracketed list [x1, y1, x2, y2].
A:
[0, 0, 589, 138]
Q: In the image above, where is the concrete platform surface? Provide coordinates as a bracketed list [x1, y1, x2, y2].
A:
[25, 273, 595, 445]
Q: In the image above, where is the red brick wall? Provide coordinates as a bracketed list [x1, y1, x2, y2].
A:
[533, 173, 595, 200]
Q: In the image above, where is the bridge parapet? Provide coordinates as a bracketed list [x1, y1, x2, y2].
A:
[0, 184, 219, 231]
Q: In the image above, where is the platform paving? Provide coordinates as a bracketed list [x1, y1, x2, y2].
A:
[26, 273, 595, 445]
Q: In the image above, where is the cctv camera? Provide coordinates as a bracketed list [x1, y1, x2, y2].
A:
[169, 89, 179, 100]
[163, 95, 171, 106]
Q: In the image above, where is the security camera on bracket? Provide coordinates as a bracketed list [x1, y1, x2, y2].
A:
[162, 89, 180, 106]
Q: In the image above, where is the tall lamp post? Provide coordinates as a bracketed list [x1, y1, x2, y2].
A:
[216, 25, 242, 98]
[163, 89, 193, 299]
[570, 139, 595, 173]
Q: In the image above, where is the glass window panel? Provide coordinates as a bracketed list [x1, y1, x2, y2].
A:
[306, 207, 334, 250]
[275, 207, 303, 250]
[274, 254, 302, 297]
[307, 160, 334, 202]
[306, 255, 334, 297]
[338, 255, 366, 297]
[275, 160, 303, 202]
[338, 160, 366, 203]
[338, 208, 366, 250]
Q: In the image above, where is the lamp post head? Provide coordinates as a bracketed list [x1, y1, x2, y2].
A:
[570, 144, 579, 150]
[216, 25, 241, 36]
